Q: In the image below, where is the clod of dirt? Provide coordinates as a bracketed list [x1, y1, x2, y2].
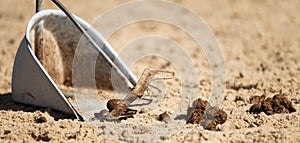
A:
[291, 98, 300, 104]
[249, 94, 265, 104]
[34, 116, 47, 123]
[158, 112, 171, 123]
[234, 96, 246, 102]
[227, 83, 258, 91]
[31, 132, 51, 142]
[3, 130, 11, 135]
[248, 94, 296, 115]
[187, 98, 227, 131]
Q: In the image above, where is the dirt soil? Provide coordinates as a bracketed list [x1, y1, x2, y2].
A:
[1, 0, 300, 142]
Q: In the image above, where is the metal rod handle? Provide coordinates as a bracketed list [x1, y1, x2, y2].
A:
[36, 0, 42, 13]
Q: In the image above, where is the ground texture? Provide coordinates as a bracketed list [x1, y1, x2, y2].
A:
[0, 0, 300, 142]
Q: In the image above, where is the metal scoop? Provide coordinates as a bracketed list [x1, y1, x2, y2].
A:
[12, 0, 137, 120]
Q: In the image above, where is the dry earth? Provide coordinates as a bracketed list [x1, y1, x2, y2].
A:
[0, 0, 300, 142]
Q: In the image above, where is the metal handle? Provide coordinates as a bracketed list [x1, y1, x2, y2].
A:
[36, 0, 42, 13]
[34, 0, 44, 64]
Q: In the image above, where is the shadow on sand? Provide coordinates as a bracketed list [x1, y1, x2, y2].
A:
[0, 92, 76, 120]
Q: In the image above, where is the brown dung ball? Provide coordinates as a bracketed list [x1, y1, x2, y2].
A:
[107, 99, 122, 112]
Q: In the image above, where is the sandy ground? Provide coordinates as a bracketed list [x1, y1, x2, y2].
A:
[1, 0, 300, 142]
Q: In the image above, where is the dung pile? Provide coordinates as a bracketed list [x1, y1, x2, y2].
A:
[249, 94, 296, 115]
[187, 98, 227, 131]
